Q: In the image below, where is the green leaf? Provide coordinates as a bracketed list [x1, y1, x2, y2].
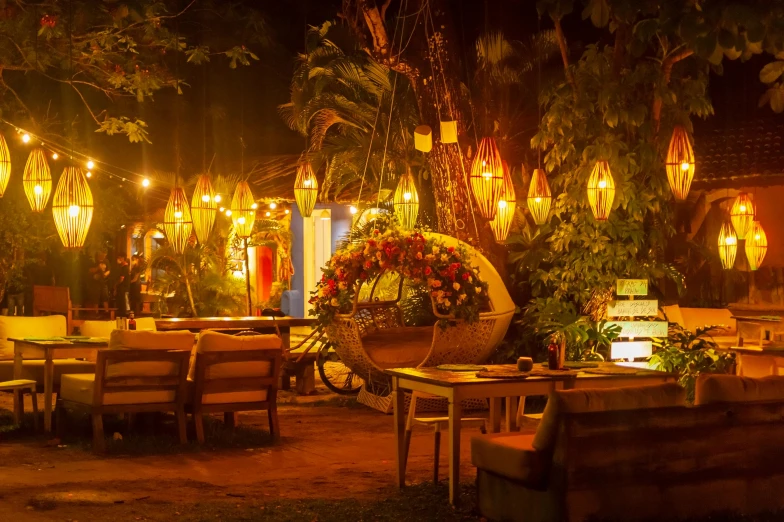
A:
[759, 61, 784, 84]
[582, 0, 610, 28]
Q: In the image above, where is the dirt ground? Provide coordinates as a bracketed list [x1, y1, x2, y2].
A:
[0, 380, 514, 521]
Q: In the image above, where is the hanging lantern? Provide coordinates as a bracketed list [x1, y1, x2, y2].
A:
[665, 125, 695, 201]
[294, 162, 318, 218]
[191, 174, 216, 243]
[0, 133, 10, 197]
[718, 221, 737, 270]
[23, 148, 52, 212]
[730, 192, 755, 240]
[469, 137, 505, 220]
[490, 163, 516, 242]
[745, 221, 768, 271]
[393, 169, 419, 229]
[527, 168, 551, 225]
[231, 181, 256, 239]
[163, 187, 193, 254]
[52, 167, 93, 249]
[587, 160, 615, 221]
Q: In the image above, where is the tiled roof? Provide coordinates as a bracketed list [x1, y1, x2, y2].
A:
[693, 118, 784, 187]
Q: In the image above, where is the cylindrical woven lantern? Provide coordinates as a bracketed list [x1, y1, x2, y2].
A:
[393, 170, 419, 229]
[745, 220, 768, 271]
[231, 181, 256, 238]
[490, 162, 516, 242]
[294, 162, 318, 218]
[0, 133, 10, 197]
[730, 192, 755, 240]
[718, 221, 737, 270]
[191, 174, 216, 244]
[470, 137, 505, 220]
[23, 148, 52, 212]
[52, 166, 93, 249]
[163, 187, 193, 254]
[665, 125, 695, 201]
[587, 160, 615, 221]
[527, 168, 551, 225]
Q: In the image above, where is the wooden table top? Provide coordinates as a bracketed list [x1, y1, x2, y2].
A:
[732, 315, 782, 323]
[386, 363, 673, 388]
[9, 338, 108, 348]
[155, 316, 316, 331]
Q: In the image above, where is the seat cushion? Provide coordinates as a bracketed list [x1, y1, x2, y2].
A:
[736, 354, 784, 378]
[108, 330, 196, 378]
[0, 359, 96, 387]
[0, 315, 67, 360]
[187, 379, 268, 405]
[190, 330, 280, 381]
[60, 373, 176, 406]
[471, 433, 549, 487]
[694, 374, 784, 405]
[680, 307, 736, 335]
[363, 326, 432, 369]
[532, 383, 687, 452]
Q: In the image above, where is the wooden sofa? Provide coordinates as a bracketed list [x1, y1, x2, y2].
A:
[471, 376, 784, 521]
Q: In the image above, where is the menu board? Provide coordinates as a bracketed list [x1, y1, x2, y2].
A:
[607, 300, 658, 318]
[611, 341, 653, 360]
[616, 279, 648, 296]
[607, 321, 668, 338]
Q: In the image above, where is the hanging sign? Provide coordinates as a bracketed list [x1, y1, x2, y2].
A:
[607, 299, 658, 318]
[616, 279, 648, 296]
[611, 341, 653, 360]
[607, 321, 668, 338]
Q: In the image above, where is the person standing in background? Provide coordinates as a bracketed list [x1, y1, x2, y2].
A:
[128, 255, 143, 315]
[115, 255, 130, 317]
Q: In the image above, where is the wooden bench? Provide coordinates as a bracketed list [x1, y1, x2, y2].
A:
[33, 285, 116, 335]
[472, 379, 784, 521]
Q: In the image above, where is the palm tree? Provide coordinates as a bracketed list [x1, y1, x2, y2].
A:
[279, 22, 422, 203]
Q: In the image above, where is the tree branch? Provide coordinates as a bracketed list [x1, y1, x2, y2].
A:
[380, 0, 393, 20]
[552, 16, 577, 99]
[652, 47, 694, 134]
[612, 21, 628, 77]
[358, 0, 391, 60]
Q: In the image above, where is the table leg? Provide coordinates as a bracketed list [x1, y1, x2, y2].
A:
[488, 397, 502, 433]
[44, 352, 54, 432]
[392, 377, 407, 488]
[448, 389, 462, 505]
[504, 396, 518, 432]
[13, 342, 23, 423]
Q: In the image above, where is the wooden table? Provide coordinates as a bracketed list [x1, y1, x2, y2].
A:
[12, 338, 107, 432]
[387, 363, 676, 505]
[733, 315, 784, 347]
[156, 317, 319, 394]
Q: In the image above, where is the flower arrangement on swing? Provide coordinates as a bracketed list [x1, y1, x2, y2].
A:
[310, 226, 490, 328]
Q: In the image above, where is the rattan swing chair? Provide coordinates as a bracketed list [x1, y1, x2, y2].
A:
[326, 232, 514, 412]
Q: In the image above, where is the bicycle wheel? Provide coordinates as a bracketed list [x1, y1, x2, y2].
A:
[317, 344, 362, 395]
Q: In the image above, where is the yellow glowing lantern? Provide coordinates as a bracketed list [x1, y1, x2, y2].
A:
[163, 187, 193, 254]
[587, 160, 615, 221]
[393, 170, 419, 229]
[730, 192, 755, 240]
[718, 221, 737, 270]
[23, 148, 52, 212]
[231, 181, 256, 238]
[191, 174, 216, 244]
[527, 168, 551, 225]
[0, 134, 10, 197]
[665, 125, 695, 201]
[470, 137, 505, 220]
[294, 162, 318, 218]
[745, 221, 767, 271]
[52, 167, 93, 249]
[490, 163, 516, 242]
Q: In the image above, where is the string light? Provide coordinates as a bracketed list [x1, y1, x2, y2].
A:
[225, 209, 232, 216]
[349, 206, 357, 215]
[214, 194, 222, 203]
[269, 202, 276, 209]
[285, 209, 290, 215]
[51, 152, 58, 160]
[0, 133, 10, 197]
[142, 178, 150, 187]
[265, 211, 271, 217]
[86, 171, 92, 178]
[86, 160, 95, 170]
[21, 133, 30, 143]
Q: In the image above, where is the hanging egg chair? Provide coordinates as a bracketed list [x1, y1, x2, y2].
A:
[325, 232, 514, 412]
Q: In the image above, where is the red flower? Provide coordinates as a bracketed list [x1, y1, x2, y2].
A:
[462, 272, 470, 280]
[447, 246, 455, 253]
[360, 272, 367, 279]
[424, 266, 432, 276]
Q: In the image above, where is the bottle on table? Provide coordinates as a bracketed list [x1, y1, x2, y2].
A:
[548, 341, 560, 370]
[128, 312, 137, 331]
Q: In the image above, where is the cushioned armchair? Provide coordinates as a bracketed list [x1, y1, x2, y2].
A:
[56, 330, 195, 452]
[188, 330, 283, 443]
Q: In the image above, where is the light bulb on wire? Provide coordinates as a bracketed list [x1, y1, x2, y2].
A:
[142, 178, 150, 188]
[21, 133, 30, 143]
[51, 152, 58, 160]
[269, 202, 276, 209]
[86, 160, 95, 170]
[214, 194, 222, 203]
[86, 171, 92, 178]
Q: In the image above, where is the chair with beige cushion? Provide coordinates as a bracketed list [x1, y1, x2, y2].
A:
[188, 330, 282, 443]
[694, 373, 784, 405]
[0, 315, 95, 384]
[56, 330, 195, 452]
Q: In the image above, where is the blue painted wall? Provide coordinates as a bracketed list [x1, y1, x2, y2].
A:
[289, 202, 351, 318]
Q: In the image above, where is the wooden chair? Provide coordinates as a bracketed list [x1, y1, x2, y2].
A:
[56, 348, 191, 453]
[188, 330, 283, 443]
[0, 379, 38, 429]
[33, 285, 116, 334]
[404, 391, 487, 483]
